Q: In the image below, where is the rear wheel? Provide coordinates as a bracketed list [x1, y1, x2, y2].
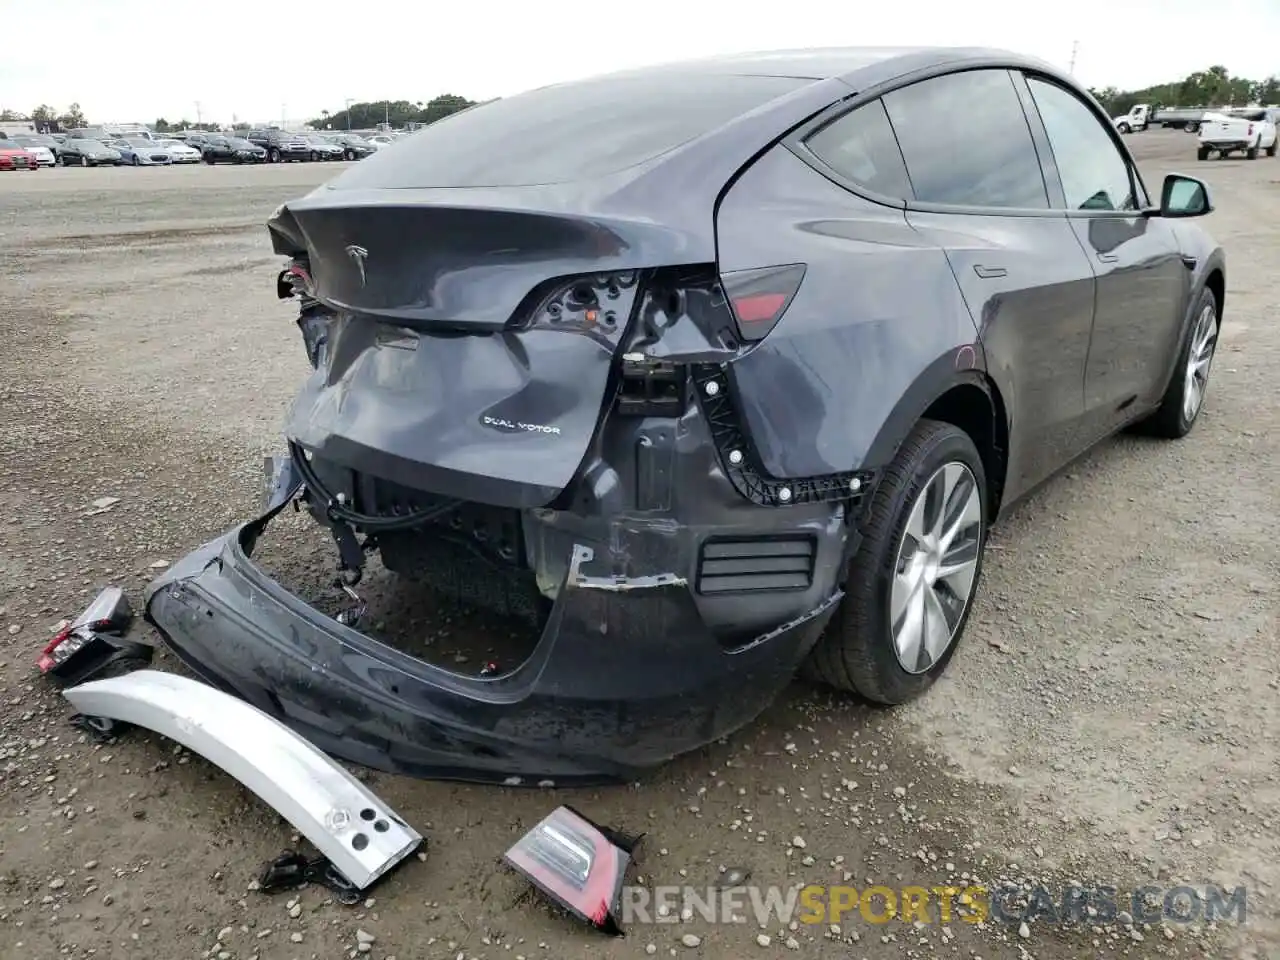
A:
[310, 150, 319, 162]
[268, 147, 280, 163]
[1267, 137, 1277, 158]
[803, 419, 987, 705]
[1197, 145, 1209, 161]
[1134, 286, 1218, 439]
[1247, 142, 1259, 160]
[1118, 122, 1131, 134]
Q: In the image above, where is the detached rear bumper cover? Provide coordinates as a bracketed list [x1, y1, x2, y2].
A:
[143, 467, 842, 785]
[62, 669, 422, 889]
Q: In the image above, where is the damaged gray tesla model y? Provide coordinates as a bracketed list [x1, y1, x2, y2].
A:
[146, 46, 1224, 785]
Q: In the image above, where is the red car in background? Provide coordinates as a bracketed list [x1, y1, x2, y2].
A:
[0, 146, 38, 171]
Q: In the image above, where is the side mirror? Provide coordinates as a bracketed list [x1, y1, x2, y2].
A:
[1159, 174, 1212, 218]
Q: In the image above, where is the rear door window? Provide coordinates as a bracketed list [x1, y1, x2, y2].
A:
[329, 73, 811, 189]
[802, 99, 914, 199]
[883, 69, 1049, 209]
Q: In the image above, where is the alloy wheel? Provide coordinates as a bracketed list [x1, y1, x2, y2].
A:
[889, 462, 983, 674]
[1182, 301, 1218, 422]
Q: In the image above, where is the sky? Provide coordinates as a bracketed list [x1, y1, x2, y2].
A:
[2, 0, 1277, 126]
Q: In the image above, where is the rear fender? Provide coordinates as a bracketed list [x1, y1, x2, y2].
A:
[714, 145, 981, 480]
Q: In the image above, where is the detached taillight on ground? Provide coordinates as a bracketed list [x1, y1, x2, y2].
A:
[35, 587, 151, 686]
[720, 263, 806, 342]
[503, 806, 642, 935]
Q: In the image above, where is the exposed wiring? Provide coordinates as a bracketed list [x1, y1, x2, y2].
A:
[288, 441, 461, 531]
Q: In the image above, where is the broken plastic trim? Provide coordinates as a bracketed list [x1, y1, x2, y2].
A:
[61, 670, 422, 889]
[504, 805, 641, 935]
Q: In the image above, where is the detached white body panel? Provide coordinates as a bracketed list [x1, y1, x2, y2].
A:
[63, 669, 421, 888]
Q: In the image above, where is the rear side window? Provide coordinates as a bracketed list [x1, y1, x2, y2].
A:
[328, 73, 810, 189]
[803, 99, 913, 199]
[883, 69, 1049, 209]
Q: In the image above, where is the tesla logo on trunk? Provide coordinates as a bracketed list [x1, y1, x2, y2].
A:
[344, 244, 368, 287]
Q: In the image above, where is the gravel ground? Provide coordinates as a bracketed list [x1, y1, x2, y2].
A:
[0, 133, 1276, 960]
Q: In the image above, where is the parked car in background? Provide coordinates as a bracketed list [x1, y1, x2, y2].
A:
[156, 139, 202, 163]
[107, 137, 174, 166]
[201, 135, 268, 164]
[245, 129, 313, 163]
[301, 134, 345, 161]
[0, 146, 39, 171]
[1197, 109, 1278, 159]
[7, 136, 56, 166]
[58, 137, 123, 166]
[367, 134, 397, 148]
[323, 133, 377, 160]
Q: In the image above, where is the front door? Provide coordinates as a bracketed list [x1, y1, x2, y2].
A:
[1021, 75, 1190, 439]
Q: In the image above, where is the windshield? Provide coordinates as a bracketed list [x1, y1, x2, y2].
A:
[228, 138, 253, 148]
[126, 138, 153, 146]
[75, 139, 108, 150]
[329, 73, 809, 188]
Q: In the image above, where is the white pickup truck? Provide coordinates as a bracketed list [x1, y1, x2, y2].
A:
[1196, 108, 1279, 160]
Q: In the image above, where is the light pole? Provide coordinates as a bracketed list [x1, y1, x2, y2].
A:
[345, 98, 354, 132]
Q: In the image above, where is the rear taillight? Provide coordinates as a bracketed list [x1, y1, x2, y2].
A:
[1247, 123, 1254, 137]
[720, 264, 806, 342]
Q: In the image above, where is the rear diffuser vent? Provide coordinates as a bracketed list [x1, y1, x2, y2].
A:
[696, 536, 816, 595]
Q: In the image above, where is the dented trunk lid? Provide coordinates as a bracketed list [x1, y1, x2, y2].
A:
[269, 189, 704, 509]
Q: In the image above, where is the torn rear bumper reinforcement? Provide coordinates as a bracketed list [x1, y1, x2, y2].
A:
[142, 461, 844, 785]
[62, 670, 422, 889]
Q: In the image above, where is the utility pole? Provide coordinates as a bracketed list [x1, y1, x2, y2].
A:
[384, 100, 389, 127]
[195, 101, 202, 127]
[345, 98, 354, 131]
[1068, 40, 1079, 75]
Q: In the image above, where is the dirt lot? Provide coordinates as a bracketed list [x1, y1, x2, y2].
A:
[0, 132, 1276, 960]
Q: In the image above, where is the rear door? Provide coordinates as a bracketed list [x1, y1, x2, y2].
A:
[884, 68, 1099, 501]
[1020, 73, 1189, 439]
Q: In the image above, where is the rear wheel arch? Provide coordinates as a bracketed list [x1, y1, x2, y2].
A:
[921, 379, 1009, 522]
[859, 359, 1009, 522]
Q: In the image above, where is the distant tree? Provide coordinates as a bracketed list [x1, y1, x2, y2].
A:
[154, 118, 171, 132]
[1090, 65, 1274, 116]
[30, 104, 57, 126]
[58, 102, 87, 128]
[0, 108, 27, 121]
[310, 95, 477, 131]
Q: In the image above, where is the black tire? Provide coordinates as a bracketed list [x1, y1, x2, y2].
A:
[1268, 138, 1278, 157]
[310, 150, 319, 162]
[1246, 143, 1259, 160]
[205, 154, 215, 165]
[1118, 122, 1131, 134]
[132, 155, 140, 166]
[80, 156, 89, 167]
[803, 419, 988, 705]
[344, 148, 356, 161]
[1197, 145, 1209, 161]
[268, 147, 280, 163]
[1133, 285, 1219, 439]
